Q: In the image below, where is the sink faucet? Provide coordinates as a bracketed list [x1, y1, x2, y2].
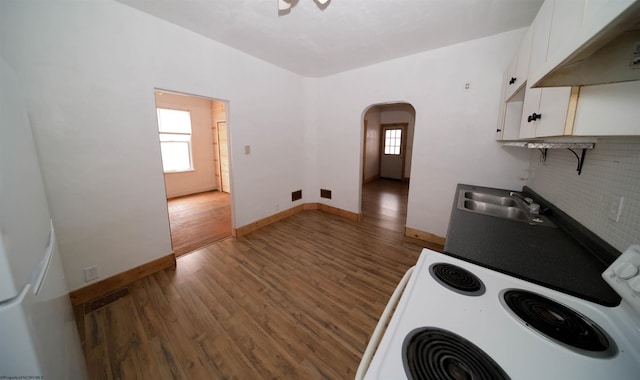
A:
[510, 192, 542, 215]
[510, 192, 533, 205]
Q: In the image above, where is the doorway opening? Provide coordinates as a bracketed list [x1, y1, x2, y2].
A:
[360, 103, 416, 232]
[154, 89, 232, 257]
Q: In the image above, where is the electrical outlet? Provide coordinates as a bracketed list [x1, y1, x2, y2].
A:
[84, 265, 99, 282]
[608, 196, 624, 223]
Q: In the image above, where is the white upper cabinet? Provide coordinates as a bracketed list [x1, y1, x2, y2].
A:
[582, 0, 634, 25]
[532, 0, 640, 87]
[504, 27, 533, 101]
[503, 56, 518, 103]
[569, 0, 640, 136]
[496, 27, 532, 141]
[519, 0, 574, 139]
[547, 0, 586, 58]
[497, 0, 640, 140]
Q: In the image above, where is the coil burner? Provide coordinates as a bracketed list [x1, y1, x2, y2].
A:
[429, 263, 485, 296]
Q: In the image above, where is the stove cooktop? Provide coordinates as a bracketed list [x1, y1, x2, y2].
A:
[363, 249, 640, 380]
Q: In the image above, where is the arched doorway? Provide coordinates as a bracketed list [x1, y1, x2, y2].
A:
[360, 102, 416, 232]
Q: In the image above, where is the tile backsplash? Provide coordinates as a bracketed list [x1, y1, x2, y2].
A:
[526, 137, 640, 253]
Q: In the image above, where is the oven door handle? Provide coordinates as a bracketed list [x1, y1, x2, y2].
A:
[355, 265, 415, 380]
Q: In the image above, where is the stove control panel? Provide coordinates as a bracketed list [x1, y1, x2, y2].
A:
[603, 245, 640, 315]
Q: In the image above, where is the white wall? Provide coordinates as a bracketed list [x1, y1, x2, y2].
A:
[155, 92, 217, 198]
[526, 137, 640, 252]
[310, 29, 532, 238]
[0, 0, 535, 289]
[0, 0, 306, 290]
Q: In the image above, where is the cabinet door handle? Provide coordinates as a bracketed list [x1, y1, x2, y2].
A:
[527, 113, 541, 122]
[509, 77, 517, 85]
[496, 129, 502, 133]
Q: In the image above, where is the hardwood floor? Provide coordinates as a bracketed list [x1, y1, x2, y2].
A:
[361, 178, 409, 232]
[167, 191, 232, 257]
[77, 210, 427, 379]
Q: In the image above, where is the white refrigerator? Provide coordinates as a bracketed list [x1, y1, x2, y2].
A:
[0, 57, 87, 379]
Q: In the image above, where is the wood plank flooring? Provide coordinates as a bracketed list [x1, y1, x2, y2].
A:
[167, 191, 232, 257]
[361, 178, 409, 233]
[77, 210, 429, 379]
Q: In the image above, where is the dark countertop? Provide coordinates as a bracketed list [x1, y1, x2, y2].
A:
[444, 184, 620, 306]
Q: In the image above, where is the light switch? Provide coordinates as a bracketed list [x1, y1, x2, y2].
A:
[244, 145, 251, 155]
[608, 196, 624, 222]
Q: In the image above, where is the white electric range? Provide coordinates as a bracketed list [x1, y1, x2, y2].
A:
[356, 246, 640, 379]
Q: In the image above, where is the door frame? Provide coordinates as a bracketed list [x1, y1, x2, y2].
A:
[216, 120, 230, 193]
[362, 119, 368, 182]
[153, 88, 236, 238]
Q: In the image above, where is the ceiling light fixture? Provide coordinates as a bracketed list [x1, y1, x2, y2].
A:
[278, 0, 291, 11]
[278, 0, 330, 12]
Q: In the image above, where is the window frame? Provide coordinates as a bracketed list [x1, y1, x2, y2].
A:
[383, 127, 403, 156]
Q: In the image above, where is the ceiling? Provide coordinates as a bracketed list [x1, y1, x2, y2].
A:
[116, 0, 544, 77]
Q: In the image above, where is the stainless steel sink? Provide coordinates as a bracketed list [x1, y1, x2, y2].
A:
[461, 200, 530, 222]
[463, 191, 518, 207]
[457, 190, 555, 227]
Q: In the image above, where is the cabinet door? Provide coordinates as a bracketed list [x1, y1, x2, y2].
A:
[498, 26, 534, 139]
[547, 0, 585, 60]
[528, 0, 554, 77]
[520, 85, 574, 138]
[533, 0, 581, 138]
[538, 0, 584, 136]
[503, 56, 518, 101]
[519, 1, 552, 139]
[497, 72, 508, 140]
[513, 26, 533, 91]
[519, 87, 541, 139]
[520, 0, 575, 138]
[505, 27, 533, 100]
[535, 87, 572, 137]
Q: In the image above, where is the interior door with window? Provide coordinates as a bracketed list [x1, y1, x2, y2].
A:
[380, 125, 405, 180]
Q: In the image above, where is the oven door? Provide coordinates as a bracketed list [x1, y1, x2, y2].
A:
[356, 266, 414, 379]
